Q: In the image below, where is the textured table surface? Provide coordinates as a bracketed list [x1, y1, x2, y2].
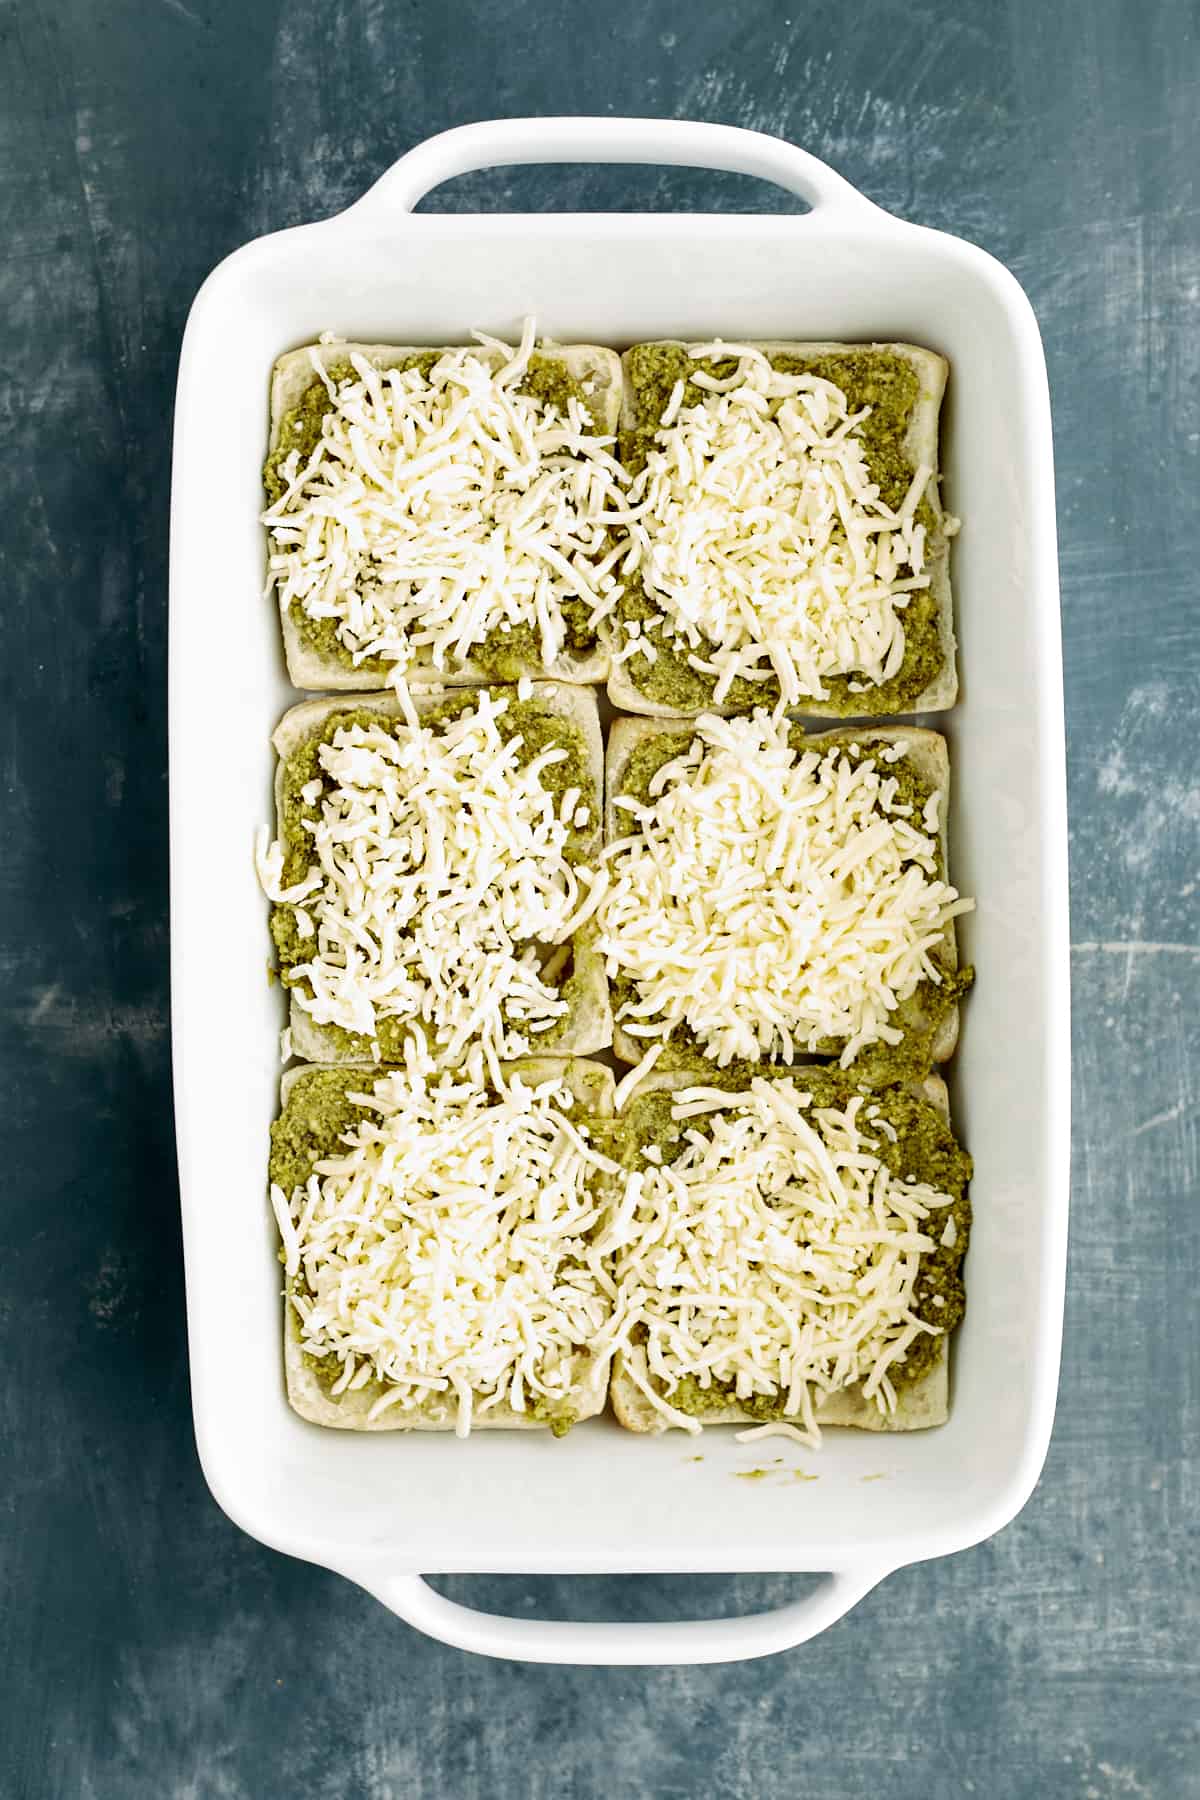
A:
[2, 1, 1197, 1795]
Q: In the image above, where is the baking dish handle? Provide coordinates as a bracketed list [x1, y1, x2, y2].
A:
[354, 1567, 890, 1665]
[352, 117, 884, 220]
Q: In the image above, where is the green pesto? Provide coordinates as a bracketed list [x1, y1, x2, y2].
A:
[611, 727, 972, 1084]
[264, 357, 359, 506]
[270, 692, 597, 1060]
[616, 343, 944, 714]
[299, 1347, 345, 1383]
[274, 1064, 600, 1422]
[610, 965, 972, 1090]
[608, 1072, 972, 1410]
[264, 352, 603, 673]
[268, 1066, 369, 1196]
[527, 1395, 577, 1437]
[621, 345, 936, 518]
[288, 1345, 575, 1432]
[529, 943, 594, 1057]
[273, 1064, 597, 1181]
[518, 356, 605, 431]
[842, 963, 974, 1087]
[466, 600, 598, 680]
[615, 730, 696, 812]
[593, 1087, 691, 1174]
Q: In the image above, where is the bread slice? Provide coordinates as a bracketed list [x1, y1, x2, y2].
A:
[609, 1070, 957, 1436]
[276, 1058, 616, 1431]
[271, 682, 611, 1065]
[606, 339, 956, 719]
[604, 717, 961, 1068]
[266, 340, 621, 690]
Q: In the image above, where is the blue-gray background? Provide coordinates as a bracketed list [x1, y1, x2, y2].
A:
[2, 1, 1197, 1795]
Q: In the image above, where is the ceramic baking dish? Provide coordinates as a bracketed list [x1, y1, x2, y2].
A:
[169, 117, 1068, 1665]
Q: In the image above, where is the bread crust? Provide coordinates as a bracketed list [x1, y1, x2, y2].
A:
[267, 340, 622, 689]
[271, 683, 611, 1066]
[608, 1070, 955, 1436]
[277, 1057, 615, 1431]
[605, 339, 956, 718]
[603, 719, 960, 1069]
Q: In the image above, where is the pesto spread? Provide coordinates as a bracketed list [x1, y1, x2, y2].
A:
[268, 1065, 369, 1197]
[264, 352, 606, 675]
[615, 343, 944, 713]
[611, 725, 973, 1085]
[271, 691, 597, 1062]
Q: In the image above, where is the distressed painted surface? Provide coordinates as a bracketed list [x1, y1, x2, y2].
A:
[1, 0, 1197, 1794]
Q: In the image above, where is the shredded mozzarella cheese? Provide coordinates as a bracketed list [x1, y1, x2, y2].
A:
[278, 1059, 616, 1435]
[612, 1042, 665, 1111]
[263, 321, 627, 673]
[598, 1079, 958, 1444]
[623, 342, 935, 705]
[598, 711, 973, 1067]
[257, 688, 602, 1064]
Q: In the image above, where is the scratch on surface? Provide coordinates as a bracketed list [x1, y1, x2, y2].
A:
[160, 0, 204, 24]
[1087, 1761, 1155, 1798]
[29, 983, 63, 1024]
[87, 1250, 136, 1327]
[1130, 1100, 1189, 1137]
[1078, 684, 1200, 993]
[22, 992, 166, 1055]
[1072, 942, 1200, 955]
[67, 109, 133, 464]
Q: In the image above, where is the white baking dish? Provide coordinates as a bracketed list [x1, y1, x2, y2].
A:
[170, 118, 1068, 1665]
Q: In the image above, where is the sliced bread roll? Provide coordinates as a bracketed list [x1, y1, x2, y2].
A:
[266, 340, 622, 690]
[269, 683, 611, 1066]
[275, 1057, 616, 1431]
[604, 717, 963, 1071]
[606, 340, 956, 719]
[608, 1069, 963, 1436]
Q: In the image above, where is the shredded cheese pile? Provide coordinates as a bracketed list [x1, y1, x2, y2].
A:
[271, 1059, 617, 1435]
[263, 321, 627, 672]
[620, 342, 934, 705]
[598, 711, 973, 1067]
[598, 1079, 956, 1444]
[256, 687, 602, 1065]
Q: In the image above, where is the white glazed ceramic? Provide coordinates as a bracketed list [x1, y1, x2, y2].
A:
[170, 117, 1068, 1666]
